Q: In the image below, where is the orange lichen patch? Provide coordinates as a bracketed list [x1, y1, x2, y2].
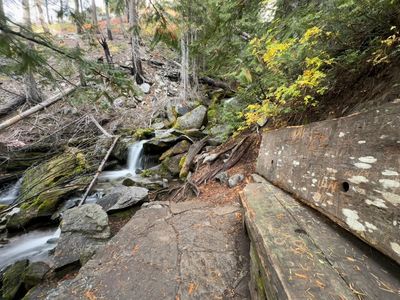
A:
[188, 282, 198, 295]
[84, 290, 97, 300]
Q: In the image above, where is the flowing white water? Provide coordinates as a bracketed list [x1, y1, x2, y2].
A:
[0, 178, 23, 205]
[0, 227, 60, 270]
[99, 140, 147, 181]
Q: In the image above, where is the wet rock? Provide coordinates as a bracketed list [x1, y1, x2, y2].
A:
[97, 186, 149, 212]
[53, 204, 110, 269]
[2, 259, 29, 300]
[228, 174, 245, 188]
[215, 171, 229, 185]
[122, 176, 167, 190]
[23, 262, 50, 288]
[161, 154, 185, 176]
[159, 140, 191, 161]
[151, 122, 166, 130]
[174, 105, 207, 130]
[143, 132, 188, 154]
[139, 83, 151, 94]
[6, 148, 91, 232]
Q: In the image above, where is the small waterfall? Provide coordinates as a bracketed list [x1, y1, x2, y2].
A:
[0, 178, 23, 205]
[0, 227, 61, 270]
[98, 140, 147, 181]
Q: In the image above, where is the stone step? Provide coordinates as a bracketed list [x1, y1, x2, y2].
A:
[241, 181, 400, 300]
[256, 102, 400, 264]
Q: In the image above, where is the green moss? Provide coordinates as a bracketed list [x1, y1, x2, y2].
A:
[2, 260, 29, 300]
[134, 128, 155, 140]
[140, 169, 156, 177]
[179, 155, 187, 169]
[0, 204, 8, 212]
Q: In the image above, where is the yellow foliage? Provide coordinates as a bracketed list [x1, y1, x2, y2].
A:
[300, 26, 322, 44]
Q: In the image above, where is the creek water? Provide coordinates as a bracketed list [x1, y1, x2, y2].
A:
[0, 140, 147, 271]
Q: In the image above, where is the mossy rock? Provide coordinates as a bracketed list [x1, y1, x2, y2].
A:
[0, 204, 9, 212]
[159, 140, 191, 161]
[134, 128, 155, 140]
[6, 148, 91, 231]
[2, 260, 29, 300]
[161, 154, 185, 176]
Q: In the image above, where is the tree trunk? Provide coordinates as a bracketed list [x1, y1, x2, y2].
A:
[91, 0, 99, 33]
[22, 0, 43, 103]
[35, 0, 50, 33]
[59, 0, 64, 22]
[0, 0, 5, 23]
[180, 31, 190, 104]
[79, 0, 83, 12]
[74, 0, 82, 33]
[118, 14, 127, 37]
[44, 0, 51, 24]
[129, 0, 144, 84]
[104, 0, 113, 40]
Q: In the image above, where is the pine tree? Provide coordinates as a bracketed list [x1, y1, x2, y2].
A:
[105, 0, 113, 40]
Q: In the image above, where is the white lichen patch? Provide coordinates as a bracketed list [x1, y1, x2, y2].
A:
[379, 179, 400, 189]
[327, 201, 333, 205]
[293, 160, 300, 166]
[349, 157, 355, 160]
[358, 156, 377, 164]
[391, 242, 400, 256]
[339, 132, 346, 137]
[365, 198, 388, 209]
[342, 208, 365, 232]
[326, 168, 338, 173]
[348, 176, 369, 184]
[312, 179, 318, 184]
[358, 140, 366, 144]
[352, 186, 366, 195]
[288, 179, 292, 184]
[354, 162, 372, 169]
[313, 192, 322, 202]
[365, 222, 378, 233]
[382, 192, 400, 206]
[326, 192, 333, 197]
[382, 170, 399, 176]
[302, 187, 307, 191]
[380, 135, 388, 139]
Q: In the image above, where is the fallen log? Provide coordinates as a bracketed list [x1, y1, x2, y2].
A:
[199, 76, 233, 92]
[179, 137, 208, 179]
[256, 102, 400, 264]
[0, 86, 77, 131]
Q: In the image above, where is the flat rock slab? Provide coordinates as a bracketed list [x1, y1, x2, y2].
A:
[241, 181, 400, 300]
[256, 103, 400, 264]
[45, 201, 250, 299]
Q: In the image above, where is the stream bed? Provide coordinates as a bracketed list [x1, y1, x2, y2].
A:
[0, 140, 148, 271]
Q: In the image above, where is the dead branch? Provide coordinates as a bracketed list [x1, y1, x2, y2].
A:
[79, 135, 120, 206]
[179, 137, 208, 178]
[0, 86, 77, 131]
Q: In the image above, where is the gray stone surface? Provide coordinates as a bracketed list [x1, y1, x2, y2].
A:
[24, 261, 50, 287]
[97, 186, 149, 212]
[228, 174, 245, 188]
[122, 176, 167, 190]
[45, 201, 250, 299]
[174, 105, 207, 130]
[53, 204, 110, 269]
[215, 171, 229, 185]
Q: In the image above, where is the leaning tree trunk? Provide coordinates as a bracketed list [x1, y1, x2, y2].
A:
[118, 14, 127, 37]
[129, 0, 144, 84]
[44, 0, 51, 24]
[35, 0, 50, 33]
[104, 0, 113, 40]
[73, 0, 82, 33]
[0, 0, 5, 23]
[91, 0, 99, 33]
[180, 30, 190, 104]
[22, 0, 43, 103]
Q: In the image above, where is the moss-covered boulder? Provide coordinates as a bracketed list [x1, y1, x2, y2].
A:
[159, 140, 191, 161]
[174, 105, 208, 130]
[134, 128, 155, 140]
[23, 262, 50, 288]
[1, 260, 29, 300]
[161, 154, 185, 176]
[6, 148, 91, 231]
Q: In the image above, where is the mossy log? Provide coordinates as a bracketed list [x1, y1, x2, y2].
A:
[6, 148, 92, 231]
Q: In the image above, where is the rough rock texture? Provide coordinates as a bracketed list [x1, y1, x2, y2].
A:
[228, 174, 245, 188]
[45, 200, 250, 299]
[122, 176, 167, 190]
[161, 154, 185, 176]
[159, 140, 191, 161]
[174, 105, 207, 130]
[1, 260, 29, 300]
[23, 262, 50, 288]
[97, 186, 149, 212]
[53, 204, 110, 269]
[215, 171, 229, 185]
[6, 148, 90, 231]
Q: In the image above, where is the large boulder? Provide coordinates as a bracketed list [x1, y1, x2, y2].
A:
[174, 105, 207, 130]
[23, 262, 50, 288]
[97, 186, 149, 213]
[207, 124, 234, 146]
[159, 140, 191, 161]
[6, 148, 91, 231]
[53, 204, 110, 269]
[161, 154, 185, 176]
[1, 260, 29, 300]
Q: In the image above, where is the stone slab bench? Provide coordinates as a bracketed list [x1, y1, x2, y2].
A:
[241, 180, 400, 300]
[256, 103, 400, 264]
